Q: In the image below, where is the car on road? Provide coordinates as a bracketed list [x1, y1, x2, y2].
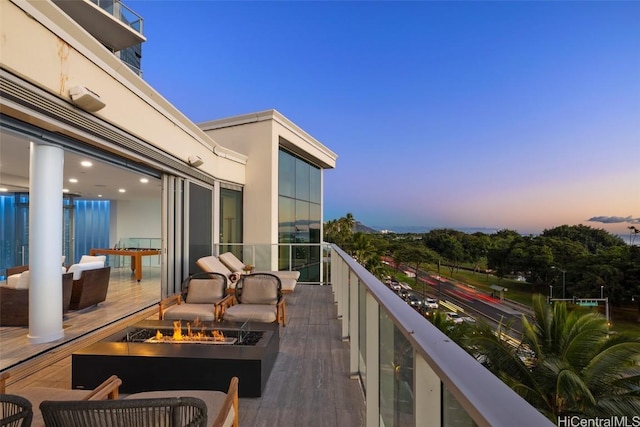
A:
[460, 315, 476, 324]
[423, 298, 438, 309]
[407, 295, 422, 308]
[390, 279, 402, 291]
[398, 288, 410, 299]
[445, 312, 464, 324]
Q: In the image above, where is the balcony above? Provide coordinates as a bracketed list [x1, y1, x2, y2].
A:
[52, 0, 145, 52]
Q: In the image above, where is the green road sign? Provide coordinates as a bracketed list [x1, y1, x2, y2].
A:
[578, 302, 598, 307]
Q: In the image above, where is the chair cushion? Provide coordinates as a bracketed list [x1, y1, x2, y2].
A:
[125, 390, 234, 427]
[278, 277, 297, 292]
[163, 303, 217, 321]
[218, 252, 246, 272]
[5, 267, 70, 289]
[219, 251, 300, 283]
[256, 270, 301, 281]
[239, 276, 279, 305]
[67, 261, 104, 280]
[186, 277, 225, 303]
[6, 273, 22, 289]
[197, 256, 232, 275]
[79, 255, 106, 264]
[224, 304, 277, 323]
[16, 271, 30, 289]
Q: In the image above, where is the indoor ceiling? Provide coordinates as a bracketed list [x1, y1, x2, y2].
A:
[0, 129, 162, 201]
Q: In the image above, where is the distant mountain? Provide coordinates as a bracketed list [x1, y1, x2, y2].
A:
[354, 221, 379, 233]
[376, 225, 502, 234]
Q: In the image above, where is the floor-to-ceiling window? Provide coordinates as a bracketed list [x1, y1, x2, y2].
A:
[278, 147, 321, 282]
[220, 186, 242, 258]
[0, 193, 28, 278]
[187, 182, 212, 275]
[0, 194, 111, 275]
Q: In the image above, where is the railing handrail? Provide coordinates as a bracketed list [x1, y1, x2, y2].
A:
[331, 244, 553, 427]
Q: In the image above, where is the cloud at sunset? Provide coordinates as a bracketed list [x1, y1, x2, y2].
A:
[587, 216, 640, 225]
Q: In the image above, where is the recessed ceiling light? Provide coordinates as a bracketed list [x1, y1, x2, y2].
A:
[140, 178, 149, 183]
[69, 178, 78, 183]
[119, 188, 126, 193]
[98, 194, 103, 198]
[81, 161, 93, 167]
[0, 188, 8, 192]
[63, 189, 69, 193]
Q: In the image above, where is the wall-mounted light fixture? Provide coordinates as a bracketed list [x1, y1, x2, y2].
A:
[69, 85, 106, 112]
[187, 155, 204, 167]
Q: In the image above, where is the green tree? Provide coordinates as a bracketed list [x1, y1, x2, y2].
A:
[395, 245, 437, 286]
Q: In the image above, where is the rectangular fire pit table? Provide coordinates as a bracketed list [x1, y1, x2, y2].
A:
[72, 320, 279, 397]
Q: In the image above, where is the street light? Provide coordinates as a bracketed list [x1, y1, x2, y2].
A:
[552, 266, 566, 299]
[600, 285, 604, 299]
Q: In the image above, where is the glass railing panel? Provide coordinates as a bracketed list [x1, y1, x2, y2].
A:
[380, 309, 415, 427]
[93, 0, 144, 34]
[358, 278, 367, 386]
[330, 243, 553, 427]
[118, 2, 143, 33]
[322, 244, 331, 285]
[443, 386, 477, 427]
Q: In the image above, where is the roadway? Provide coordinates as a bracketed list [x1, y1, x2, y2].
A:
[400, 268, 532, 338]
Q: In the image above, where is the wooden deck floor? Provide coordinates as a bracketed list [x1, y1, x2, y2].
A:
[1, 269, 365, 426]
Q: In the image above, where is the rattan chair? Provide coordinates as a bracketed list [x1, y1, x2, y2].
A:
[40, 396, 207, 427]
[222, 273, 286, 326]
[159, 272, 230, 322]
[0, 394, 33, 427]
[125, 376, 239, 427]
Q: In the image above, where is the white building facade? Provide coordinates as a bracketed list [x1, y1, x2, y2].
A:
[0, 0, 336, 343]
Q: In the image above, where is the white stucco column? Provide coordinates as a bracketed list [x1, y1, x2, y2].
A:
[28, 142, 64, 344]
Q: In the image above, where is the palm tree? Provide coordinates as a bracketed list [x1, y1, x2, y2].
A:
[351, 232, 377, 266]
[629, 225, 639, 246]
[341, 212, 355, 233]
[467, 294, 640, 420]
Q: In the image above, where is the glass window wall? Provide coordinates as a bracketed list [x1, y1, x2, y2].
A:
[220, 187, 243, 258]
[278, 147, 322, 282]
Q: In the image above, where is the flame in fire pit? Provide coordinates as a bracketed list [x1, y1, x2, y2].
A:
[152, 320, 233, 344]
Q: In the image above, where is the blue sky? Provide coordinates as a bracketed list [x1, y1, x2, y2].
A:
[128, 1, 639, 236]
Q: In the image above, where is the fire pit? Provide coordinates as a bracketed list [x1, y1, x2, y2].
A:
[129, 320, 239, 345]
[72, 320, 279, 397]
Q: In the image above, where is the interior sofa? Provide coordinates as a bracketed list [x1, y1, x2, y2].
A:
[66, 255, 110, 311]
[68, 263, 111, 311]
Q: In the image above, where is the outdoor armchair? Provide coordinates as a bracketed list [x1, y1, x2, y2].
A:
[159, 272, 230, 322]
[40, 396, 207, 427]
[0, 372, 122, 427]
[222, 273, 286, 326]
[125, 376, 239, 427]
[0, 394, 32, 427]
